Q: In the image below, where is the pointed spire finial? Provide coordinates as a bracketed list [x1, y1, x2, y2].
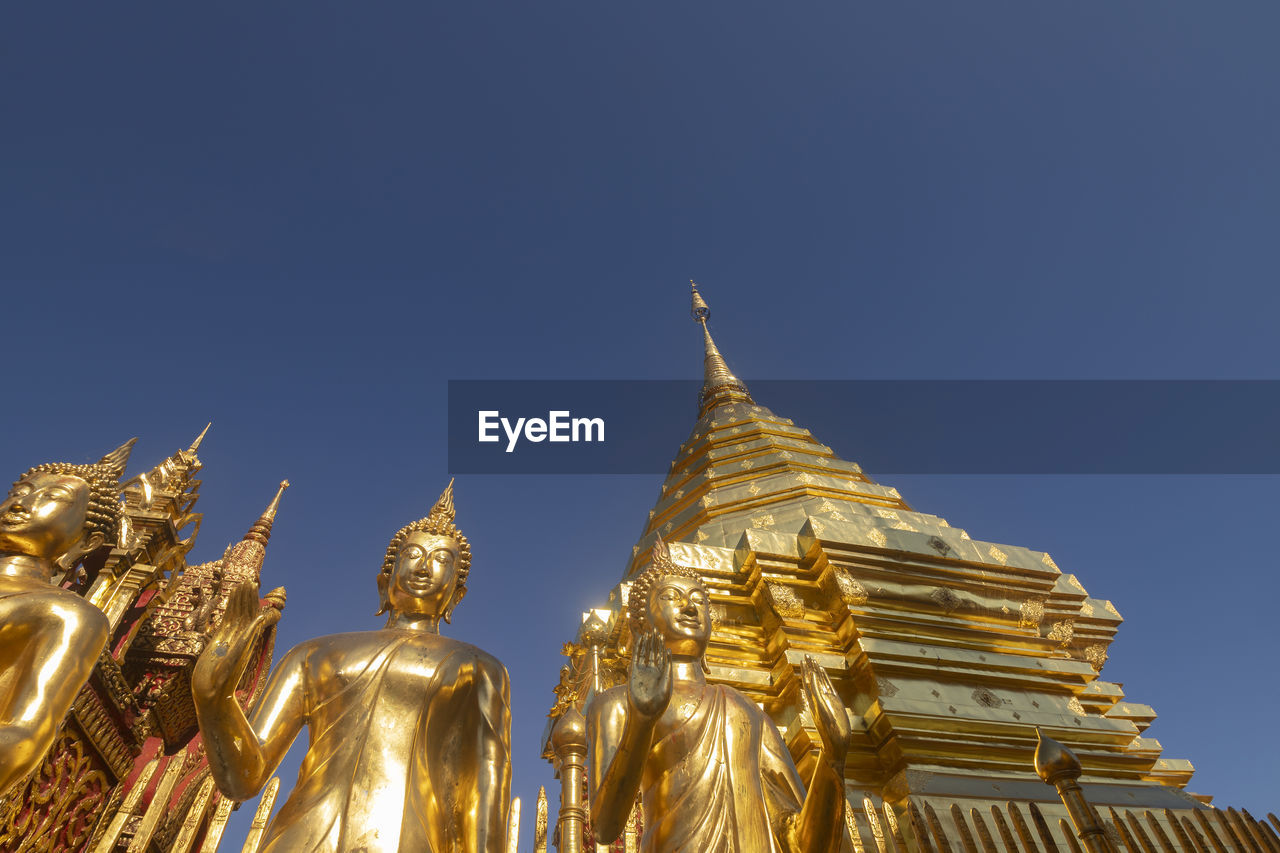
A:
[691, 279, 710, 320]
[688, 281, 753, 415]
[187, 422, 212, 455]
[264, 480, 290, 521]
[534, 787, 548, 853]
[244, 480, 290, 545]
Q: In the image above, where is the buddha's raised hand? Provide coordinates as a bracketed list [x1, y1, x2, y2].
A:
[193, 582, 280, 703]
[802, 655, 851, 772]
[628, 631, 673, 720]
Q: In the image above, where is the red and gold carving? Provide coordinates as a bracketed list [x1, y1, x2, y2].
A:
[0, 727, 111, 852]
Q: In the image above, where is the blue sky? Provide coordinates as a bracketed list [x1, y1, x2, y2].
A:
[4, 3, 1279, 847]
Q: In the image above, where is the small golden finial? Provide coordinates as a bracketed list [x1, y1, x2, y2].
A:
[244, 480, 290, 545]
[264, 480, 290, 522]
[534, 787, 548, 853]
[187, 422, 212, 456]
[263, 586, 287, 611]
[691, 279, 710, 321]
[550, 704, 587, 751]
[1033, 727, 1082, 784]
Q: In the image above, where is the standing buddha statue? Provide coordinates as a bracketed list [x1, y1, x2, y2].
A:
[588, 535, 852, 852]
[192, 480, 512, 853]
[0, 439, 134, 797]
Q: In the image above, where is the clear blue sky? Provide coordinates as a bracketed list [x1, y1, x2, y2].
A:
[3, 3, 1278, 847]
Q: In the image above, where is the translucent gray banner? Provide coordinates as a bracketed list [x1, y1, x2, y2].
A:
[447, 380, 1280, 474]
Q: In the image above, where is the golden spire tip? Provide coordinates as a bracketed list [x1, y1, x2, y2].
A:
[188, 422, 212, 455]
[690, 279, 710, 322]
[264, 480, 290, 521]
[687, 281, 751, 414]
[244, 479, 290, 545]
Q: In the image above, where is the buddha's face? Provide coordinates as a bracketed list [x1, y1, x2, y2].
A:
[387, 531, 461, 617]
[648, 574, 711, 657]
[0, 473, 92, 562]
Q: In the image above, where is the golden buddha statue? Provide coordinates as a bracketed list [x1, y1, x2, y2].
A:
[588, 536, 851, 852]
[0, 440, 134, 797]
[192, 480, 512, 853]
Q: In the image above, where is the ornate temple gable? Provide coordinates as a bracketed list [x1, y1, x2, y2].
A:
[132, 481, 288, 660]
[89, 437, 208, 655]
[127, 481, 288, 750]
[109, 476, 287, 852]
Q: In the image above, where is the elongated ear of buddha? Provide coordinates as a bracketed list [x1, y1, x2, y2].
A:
[376, 571, 391, 616]
[442, 585, 467, 624]
[55, 529, 105, 572]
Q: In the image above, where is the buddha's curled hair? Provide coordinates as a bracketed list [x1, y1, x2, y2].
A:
[626, 534, 705, 633]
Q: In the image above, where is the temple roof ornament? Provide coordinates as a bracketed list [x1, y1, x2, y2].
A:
[690, 280, 753, 416]
[1033, 727, 1083, 784]
[124, 425, 208, 502]
[188, 421, 211, 455]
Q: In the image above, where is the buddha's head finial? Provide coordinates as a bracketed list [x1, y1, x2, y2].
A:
[5, 438, 136, 566]
[379, 479, 472, 622]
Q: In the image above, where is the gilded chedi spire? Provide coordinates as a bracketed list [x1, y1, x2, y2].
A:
[691, 281, 753, 416]
[223, 480, 289, 581]
[244, 480, 290, 546]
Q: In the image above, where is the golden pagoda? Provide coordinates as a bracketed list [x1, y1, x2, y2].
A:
[544, 284, 1280, 853]
[0, 430, 289, 853]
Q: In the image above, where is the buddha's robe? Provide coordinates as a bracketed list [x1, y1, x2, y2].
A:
[251, 629, 510, 853]
[628, 682, 807, 852]
[0, 580, 109, 796]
